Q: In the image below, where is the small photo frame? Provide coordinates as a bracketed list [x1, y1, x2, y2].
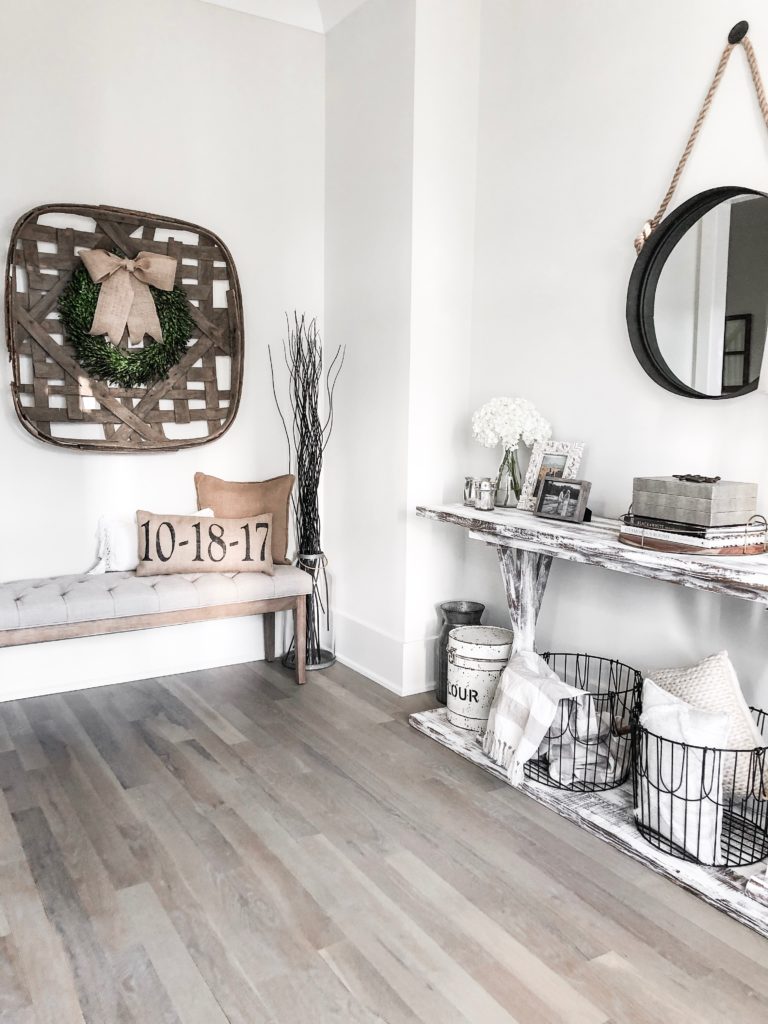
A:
[518, 440, 584, 512]
[535, 478, 591, 523]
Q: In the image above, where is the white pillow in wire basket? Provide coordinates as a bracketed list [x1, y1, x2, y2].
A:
[638, 680, 731, 864]
[89, 508, 214, 573]
[648, 651, 766, 798]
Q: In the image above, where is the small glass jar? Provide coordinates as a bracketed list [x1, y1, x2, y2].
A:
[463, 476, 477, 506]
[475, 477, 495, 511]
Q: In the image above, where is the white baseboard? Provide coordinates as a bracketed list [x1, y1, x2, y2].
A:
[0, 608, 438, 703]
[334, 609, 436, 696]
[334, 652, 404, 695]
[0, 612, 291, 702]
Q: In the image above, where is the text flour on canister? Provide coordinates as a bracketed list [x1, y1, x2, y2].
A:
[446, 625, 513, 732]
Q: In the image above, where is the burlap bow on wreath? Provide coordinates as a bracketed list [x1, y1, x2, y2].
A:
[58, 249, 195, 389]
[79, 248, 177, 344]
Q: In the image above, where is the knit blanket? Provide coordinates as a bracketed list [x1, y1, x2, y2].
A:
[481, 650, 604, 785]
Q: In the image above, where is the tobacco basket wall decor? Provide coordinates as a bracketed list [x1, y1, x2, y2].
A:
[5, 203, 244, 452]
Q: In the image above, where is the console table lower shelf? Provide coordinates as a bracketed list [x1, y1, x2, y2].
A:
[409, 706, 768, 939]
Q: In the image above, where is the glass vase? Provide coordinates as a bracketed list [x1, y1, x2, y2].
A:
[495, 448, 522, 508]
[436, 600, 485, 704]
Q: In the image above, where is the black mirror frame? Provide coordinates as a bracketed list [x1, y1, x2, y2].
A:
[626, 185, 766, 400]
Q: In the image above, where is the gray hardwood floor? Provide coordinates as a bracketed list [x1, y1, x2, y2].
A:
[0, 660, 766, 1024]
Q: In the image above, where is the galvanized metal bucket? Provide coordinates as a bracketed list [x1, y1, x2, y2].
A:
[446, 625, 514, 732]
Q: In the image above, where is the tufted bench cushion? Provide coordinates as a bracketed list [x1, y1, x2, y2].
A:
[0, 566, 313, 632]
[0, 566, 312, 684]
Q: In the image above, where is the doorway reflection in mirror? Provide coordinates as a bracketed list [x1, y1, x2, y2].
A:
[654, 194, 768, 397]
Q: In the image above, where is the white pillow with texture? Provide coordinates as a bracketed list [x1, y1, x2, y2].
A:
[638, 681, 731, 864]
[649, 652, 765, 796]
[89, 508, 214, 573]
[642, 676, 691, 715]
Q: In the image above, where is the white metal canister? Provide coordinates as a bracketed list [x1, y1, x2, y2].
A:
[446, 625, 514, 732]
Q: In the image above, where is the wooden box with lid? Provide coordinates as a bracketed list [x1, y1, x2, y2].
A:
[632, 476, 757, 528]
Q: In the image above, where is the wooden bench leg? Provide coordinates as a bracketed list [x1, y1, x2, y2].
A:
[263, 612, 276, 662]
[294, 596, 307, 685]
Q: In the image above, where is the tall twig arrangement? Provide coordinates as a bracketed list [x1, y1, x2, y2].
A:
[269, 313, 345, 668]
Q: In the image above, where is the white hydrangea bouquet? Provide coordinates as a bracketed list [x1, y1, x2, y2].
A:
[472, 397, 551, 507]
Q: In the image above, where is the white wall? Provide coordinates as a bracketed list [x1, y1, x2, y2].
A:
[653, 224, 698, 386]
[462, 0, 768, 705]
[401, 0, 482, 694]
[325, 0, 482, 695]
[326, 0, 768, 706]
[0, 0, 325, 694]
[324, 0, 416, 689]
[6, 0, 768, 705]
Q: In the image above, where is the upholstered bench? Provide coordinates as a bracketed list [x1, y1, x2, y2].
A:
[0, 565, 312, 683]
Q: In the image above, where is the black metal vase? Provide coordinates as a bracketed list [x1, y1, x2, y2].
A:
[436, 600, 485, 704]
[282, 552, 335, 671]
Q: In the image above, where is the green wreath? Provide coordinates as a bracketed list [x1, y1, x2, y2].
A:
[58, 265, 194, 388]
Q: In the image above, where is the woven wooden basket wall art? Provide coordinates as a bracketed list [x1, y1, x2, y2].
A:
[4, 203, 244, 452]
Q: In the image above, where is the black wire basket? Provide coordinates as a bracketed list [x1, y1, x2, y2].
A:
[523, 653, 642, 792]
[632, 708, 768, 867]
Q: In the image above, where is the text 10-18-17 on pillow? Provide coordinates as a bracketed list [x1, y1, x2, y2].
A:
[194, 472, 294, 565]
[89, 507, 214, 574]
[135, 512, 274, 576]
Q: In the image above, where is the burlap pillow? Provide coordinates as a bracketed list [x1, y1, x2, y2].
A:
[194, 472, 293, 564]
[649, 651, 766, 797]
[135, 511, 273, 576]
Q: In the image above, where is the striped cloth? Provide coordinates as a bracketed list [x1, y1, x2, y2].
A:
[481, 651, 594, 785]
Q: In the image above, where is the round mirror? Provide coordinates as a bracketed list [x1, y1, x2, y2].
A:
[627, 186, 768, 398]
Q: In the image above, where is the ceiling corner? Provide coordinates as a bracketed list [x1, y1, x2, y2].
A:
[200, 0, 371, 34]
[318, 0, 372, 32]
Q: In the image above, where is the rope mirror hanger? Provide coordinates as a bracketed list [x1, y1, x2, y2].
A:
[635, 20, 768, 254]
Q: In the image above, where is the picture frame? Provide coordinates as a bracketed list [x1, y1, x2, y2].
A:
[517, 440, 585, 512]
[535, 478, 592, 524]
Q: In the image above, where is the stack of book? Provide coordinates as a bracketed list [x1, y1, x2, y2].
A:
[618, 476, 766, 556]
[619, 513, 767, 555]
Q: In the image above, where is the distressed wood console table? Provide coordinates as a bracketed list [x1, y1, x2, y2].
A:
[415, 501, 768, 922]
[417, 502, 768, 651]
